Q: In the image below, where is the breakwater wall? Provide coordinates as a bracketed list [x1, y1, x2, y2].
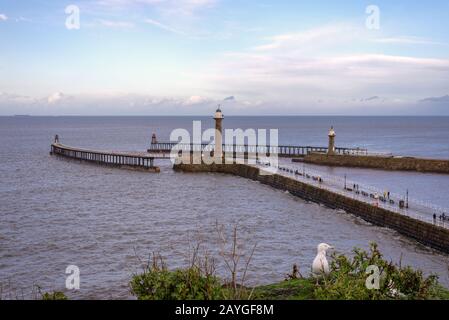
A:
[303, 153, 449, 174]
[174, 162, 449, 253]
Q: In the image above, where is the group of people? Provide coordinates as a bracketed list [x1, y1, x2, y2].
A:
[258, 160, 447, 227]
[256, 160, 324, 183]
[434, 213, 448, 223]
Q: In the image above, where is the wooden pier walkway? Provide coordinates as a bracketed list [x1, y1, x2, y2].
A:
[148, 142, 368, 158]
[50, 139, 166, 172]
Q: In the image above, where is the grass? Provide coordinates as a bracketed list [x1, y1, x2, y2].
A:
[251, 278, 449, 300]
[252, 279, 316, 300]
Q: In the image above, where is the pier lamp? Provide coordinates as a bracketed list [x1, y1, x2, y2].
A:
[151, 133, 158, 145]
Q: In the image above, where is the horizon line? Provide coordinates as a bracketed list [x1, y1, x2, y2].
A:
[2, 114, 449, 117]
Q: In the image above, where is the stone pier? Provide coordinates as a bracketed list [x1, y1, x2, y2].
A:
[174, 162, 449, 254]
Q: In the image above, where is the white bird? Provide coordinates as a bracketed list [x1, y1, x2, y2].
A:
[312, 243, 334, 278]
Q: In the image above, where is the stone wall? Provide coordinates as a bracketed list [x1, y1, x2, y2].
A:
[174, 162, 449, 253]
[303, 153, 449, 174]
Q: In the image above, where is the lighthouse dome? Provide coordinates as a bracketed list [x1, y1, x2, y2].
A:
[328, 126, 336, 137]
[214, 107, 224, 119]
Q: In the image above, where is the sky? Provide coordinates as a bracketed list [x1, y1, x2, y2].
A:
[0, 0, 449, 115]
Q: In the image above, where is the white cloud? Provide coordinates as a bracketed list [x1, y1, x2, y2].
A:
[196, 24, 449, 108]
[93, 0, 216, 15]
[15, 16, 32, 23]
[1, 91, 449, 115]
[98, 19, 135, 28]
[48, 92, 67, 104]
[0, 13, 8, 21]
[253, 24, 357, 51]
[144, 18, 184, 34]
[144, 0, 216, 15]
[0, 92, 255, 115]
[86, 0, 216, 35]
[373, 36, 446, 46]
[0, 92, 34, 103]
[361, 96, 380, 102]
[2, 18, 448, 115]
[185, 95, 207, 104]
[419, 95, 449, 103]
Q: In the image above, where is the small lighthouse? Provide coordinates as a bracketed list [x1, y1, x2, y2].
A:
[214, 106, 224, 160]
[327, 127, 336, 155]
[151, 133, 158, 145]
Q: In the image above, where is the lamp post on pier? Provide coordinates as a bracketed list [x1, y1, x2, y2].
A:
[406, 189, 409, 209]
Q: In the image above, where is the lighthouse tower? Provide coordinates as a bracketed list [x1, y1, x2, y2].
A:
[214, 106, 224, 160]
[151, 133, 158, 145]
[327, 127, 336, 155]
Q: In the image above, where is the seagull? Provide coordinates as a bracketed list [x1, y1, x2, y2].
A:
[312, 243, 334, 278]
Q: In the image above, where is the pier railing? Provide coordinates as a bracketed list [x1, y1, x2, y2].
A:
[148, 142, 368, 157]
[254, 160, 449, 230]
[51, 143, 158, 170]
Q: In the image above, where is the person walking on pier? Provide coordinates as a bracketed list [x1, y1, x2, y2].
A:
[434, 214, 437, 225]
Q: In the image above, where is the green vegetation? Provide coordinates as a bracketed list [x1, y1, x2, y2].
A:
[253, 279, 316, 300]
[132, 225, 257, 300]
[40, 291, 68, 300]
[313, 243, 444, 300]
[0, 284, 68, 300]
[131, 243, 449, 300]
[130, 255, 224, 300]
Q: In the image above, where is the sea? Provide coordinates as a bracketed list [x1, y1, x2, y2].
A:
[1, 116, 449, 299]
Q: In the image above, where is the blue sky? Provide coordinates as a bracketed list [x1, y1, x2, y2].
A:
[1, 0, 449, 115]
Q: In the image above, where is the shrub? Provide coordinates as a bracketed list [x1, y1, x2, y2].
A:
[130, 254, 224, 300]
[131, 225, 257, 300]
[41, 291, 68, 300]
[313, 243, 440, 300]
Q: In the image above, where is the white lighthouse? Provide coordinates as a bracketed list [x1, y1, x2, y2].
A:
[328, 126, 336, 155]
[214, 106, 224, 161]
